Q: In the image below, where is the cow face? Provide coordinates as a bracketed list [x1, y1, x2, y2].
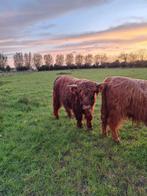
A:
[79, 88, 96, 109]
[68, 82, 102, 129]
[69, 82, 99, 114]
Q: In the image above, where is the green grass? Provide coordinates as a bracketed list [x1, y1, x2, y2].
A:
[0, 68, 147, 196]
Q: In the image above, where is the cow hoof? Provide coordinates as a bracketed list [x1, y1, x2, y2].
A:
[102, 133, 108, 137]
[77, 122, 83, 129]
[77, 124, 83, 129]
[114, 138, 121, 144]
[54, 116, 59, 120]
[68, 115, 74, 119]
[87, 127, 93, 131]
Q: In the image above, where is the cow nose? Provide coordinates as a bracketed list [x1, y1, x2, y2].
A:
[83, 105, 91, 110]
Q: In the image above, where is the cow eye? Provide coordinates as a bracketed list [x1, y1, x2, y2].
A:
[91, 96, 94, 101]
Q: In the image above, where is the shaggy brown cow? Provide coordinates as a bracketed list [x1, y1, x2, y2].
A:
[53, 75, 101, 129]
[100, 76, 147, 143]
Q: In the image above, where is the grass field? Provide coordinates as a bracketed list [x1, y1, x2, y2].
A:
[0, 68, 147, 196]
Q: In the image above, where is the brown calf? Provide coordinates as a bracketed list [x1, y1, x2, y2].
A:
[53, 75, 101, 129]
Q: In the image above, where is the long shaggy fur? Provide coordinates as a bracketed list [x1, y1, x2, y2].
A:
[53, 75, 101, 129]
[101, 76, 147, 142]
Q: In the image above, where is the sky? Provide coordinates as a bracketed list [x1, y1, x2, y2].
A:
[0, 0, 147, 65]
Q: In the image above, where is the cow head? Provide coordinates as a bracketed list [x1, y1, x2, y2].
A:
[68, 81, 104, 129]
[68, 81, 102, 115]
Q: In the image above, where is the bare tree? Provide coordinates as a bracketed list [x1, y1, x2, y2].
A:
[55, 54, 64, 66]
[137, 49, 147, 61]
[100, 54, 108, 64]
[94, 54, 100, 66]
[24, 52, 32, 69]
[128, 52, 138, 63]
[84, 54, 93, 66]
[118, 53, 128, 63]
[65, 53, 74, 66]
[0, 53, 7, 70]
[33, 53, 42, 69]
[13, 52, 24, 69]
[44, 54, 53, 67]
[75, 54, 84, 67]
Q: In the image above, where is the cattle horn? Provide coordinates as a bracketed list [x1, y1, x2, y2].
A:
[68, 84, 78, 87]
[68, 84, 78, 92]
[96, 82, 105, 92]
[83, 105, 91, 110]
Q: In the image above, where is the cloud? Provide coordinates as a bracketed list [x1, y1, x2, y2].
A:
[0, 0, 109, 39]
[1, 0, 147, 66]
[1, 1, 147, 66]
[52, 22, 147, 41]
[39, 22, 147, 53]
[1, 21, 147, 57]
[48, 22, 147, 53]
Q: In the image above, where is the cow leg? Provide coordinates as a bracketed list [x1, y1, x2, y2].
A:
[74, 111, 83, 128]
[101, 106, 109, 136]
[86, 120, 92, 130]
[104, 109, 122, 143]
[108, 117, 121, 143]
[53, 103, 61, 119]
[77, 120, 83, 128]
[110, 127, 120, 143]
[65, 107, 72, 118]
[85, 114, 93, 130]
[101, 116, 108, 136]
[101, 91, 108, 136]
[53, 92, 61, 119]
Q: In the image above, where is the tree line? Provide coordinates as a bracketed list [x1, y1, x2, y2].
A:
[0, 50, 147, 72]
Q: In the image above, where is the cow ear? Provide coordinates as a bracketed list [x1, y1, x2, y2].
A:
[96, 83, 105, 93]
[68, 84, 78, 93]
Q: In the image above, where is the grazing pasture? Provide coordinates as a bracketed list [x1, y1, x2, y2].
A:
[0, 68, 147, 195]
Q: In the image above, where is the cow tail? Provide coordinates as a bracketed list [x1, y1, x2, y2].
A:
[53, 77, 61, 116]
[53, 76, 61, 87]
[53, 76, 61, 100]
[101, 83, 108, 130]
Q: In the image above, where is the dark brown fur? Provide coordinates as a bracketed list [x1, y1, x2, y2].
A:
[53, 75, 101, 129]
[100, 76, 147, 142]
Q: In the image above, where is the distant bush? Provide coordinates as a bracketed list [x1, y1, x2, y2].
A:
[16, 66, 30, 71]
[0, 67, 5, 71]
[5, 66, 11, 72]
[32, 61, 147, 71]
[0, 60, 147, 73]
[37, 65, 54, 71]
[0, 65, 11, 72]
